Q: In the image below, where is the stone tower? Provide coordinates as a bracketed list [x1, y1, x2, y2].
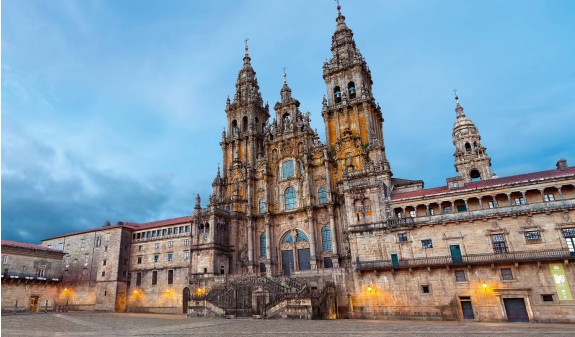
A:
[220, 42, 270, 214]
[322, 5, 393, 228]
[452, 94, 493, 182]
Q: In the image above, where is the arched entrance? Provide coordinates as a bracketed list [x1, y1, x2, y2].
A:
[280, 229, 311, 276]
[183, 287, 190, 314]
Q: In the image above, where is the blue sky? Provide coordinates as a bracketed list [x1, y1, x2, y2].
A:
[2, 0, 575, 244]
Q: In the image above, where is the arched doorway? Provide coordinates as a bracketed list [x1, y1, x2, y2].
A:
[280, 230, 311, 276]
[182, 287, 190, 314]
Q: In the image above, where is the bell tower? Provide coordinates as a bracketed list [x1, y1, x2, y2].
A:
[452, 93, 493, 183]
[220, 41, 270, 213]
[321, 4, 392, 187]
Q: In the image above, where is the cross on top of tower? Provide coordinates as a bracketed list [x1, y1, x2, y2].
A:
[283, 67, 287, 84]
[335, 0, 342, 14]
[453, 89, 459, 102]
[244, 38, 249, 52]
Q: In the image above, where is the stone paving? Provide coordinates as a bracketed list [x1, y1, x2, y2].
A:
[2, 312, 575, 337]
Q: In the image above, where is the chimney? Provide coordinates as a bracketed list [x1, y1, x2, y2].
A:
[556, 158, 568, 170]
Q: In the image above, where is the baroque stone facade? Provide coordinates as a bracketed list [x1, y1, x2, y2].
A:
[4, 4, 574, 321]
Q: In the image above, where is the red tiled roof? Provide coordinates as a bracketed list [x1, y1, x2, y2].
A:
[42, 216, 194, 241]
[1, 240, 65, 254]
[392, 167, 575, 201]
[126, 216, 194, 231]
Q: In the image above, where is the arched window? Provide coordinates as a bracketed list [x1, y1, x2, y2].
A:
[282, 232, 293, 244]
[242, 116, 248, 132]
[321, 226, 332, 253]
[259, 199, 266, 214]
[348, 82, 356, 99]
[260, 233, 266, 258]
[231, 120, 238, 135]
[295, 230, 308, 242]
[285, 187, 296, 210]
[465, 143, 471, 153]
[318, 187, 328, 205]
[470, 169, 481, 181]
[282, 160, 295, 178]
[334, 86, 342, 103]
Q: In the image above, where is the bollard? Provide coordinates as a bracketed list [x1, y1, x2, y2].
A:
[45, 300, 49, 313]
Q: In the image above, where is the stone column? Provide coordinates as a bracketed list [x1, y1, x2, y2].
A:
[265, 215, 272, 276]
[558, 186, 564, 200]
[539, 189, 546, 202]
[506, 193, 512, 206]
[478, 198, 483, 210]
[328, 206, 340, 268]
[307, 207, 318, 270]
[247, 217, 254, 273]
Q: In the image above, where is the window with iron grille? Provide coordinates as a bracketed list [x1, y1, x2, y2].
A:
[454, 270, 467, 282]
[322, 226, 332, 253]
[260, 234, 267, 258]
[318, 188, 328, 205]
[501, 268, 514, 280]
[563, 228, 575, 254]
[525, 230, 542, 243]
[259, 199, 266, 214]
[491, 234, 508, 253]
[285, 187, 296, 210]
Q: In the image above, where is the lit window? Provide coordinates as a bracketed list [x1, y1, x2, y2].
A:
[259, 199, 266, 214]
[544, 193, 555, 201]
[396, 212, 402, 219]
[501, 268, 513, 280]
[285, 187, 296, 210]
[409, 210, 416, 218]
[525, 230, 542, 243]
[398, 233, 408, 242]
[260, 234, 267, 258]
[282, 160, 295, 178]
[167, 253, 173, 261]
[455, 270, 467, 282]
[421, 239, 433, 249]
[318, 187, 328, 205]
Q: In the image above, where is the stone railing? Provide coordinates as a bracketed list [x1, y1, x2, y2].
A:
[355, 248, 574, 271]
[348, 217, 414, 233]
[1, 272, 61, 282]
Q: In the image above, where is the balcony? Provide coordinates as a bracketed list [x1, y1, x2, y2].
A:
[355, 248, 574, 272]
[1, 272, 61, 282]
[348, 217, 414, 233]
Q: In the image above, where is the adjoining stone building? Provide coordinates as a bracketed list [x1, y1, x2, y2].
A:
[1, 240, 65, 312]
[5, 3, 573, 321]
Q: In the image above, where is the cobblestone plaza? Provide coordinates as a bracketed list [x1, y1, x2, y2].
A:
[2, 313, 575, 337]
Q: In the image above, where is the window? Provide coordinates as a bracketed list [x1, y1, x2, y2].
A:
[525, 230, 542, 243]
[174, 227, 179, 235]
[428, 209, 435, 216]
[185, 225, 190, 233]
[456, 204, 467, 212]
[501, 268, 513, 280]
[162, 229, 167, 236]
[152, 271, 158, 285]
[396, 212, 402, 219]
[104, 291, 107, 296]
[259, 199, 266, 214]
[409, 210, 416, 218]
[183, 251, 190, 260]
[541, 294, 554, 302]
[444, 207, 451, 214]
[491, 234, 508, 254]
[348, 82, 356, 99]
[318, 187, 328, 205]
[2, 256, 7, 264]
[184, 239, 190, 246]
[321, 227, 333, 253]
[563, 228, 575, 254]
[455, 270, 467, 282]
[488, 201, 497, 208]
[138, 245, 143, 251]
[104, 246, 108, 252]
[137, 256, 142, 264]
[259, 234, 267, 258]
[167, 270, 174, 285]
[421, 239, 433, 249]
[285, 187, 296, 210]
[151, 230, 156, 238]
[80, 240, 86, 251]
[168, 228, 173, 235]
[514, 197, 526, 205]
[123, 259, 128, 266]
[146, 231, 151, 238]
[334, 86, 342, 103]
[167, 253, 173, 261]
[282, 160, 295, 178]
[96, 237, 101, 247]
[421, 285, 430, 294]
[453, 182, 459, 188]
[102, 260, 107, 266]
[37, 269, 45, 278]
[154, 255, 159, 263]
[168, 241, 173, 248]
[101, 271, 105, 277]
[544, 193, 555, 201]
[398, 233, 408, 242]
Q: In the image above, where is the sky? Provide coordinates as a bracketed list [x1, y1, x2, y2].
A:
[2, 0, 575, 244]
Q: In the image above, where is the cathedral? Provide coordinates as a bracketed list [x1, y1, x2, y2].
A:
[3, 4, 574, 322]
